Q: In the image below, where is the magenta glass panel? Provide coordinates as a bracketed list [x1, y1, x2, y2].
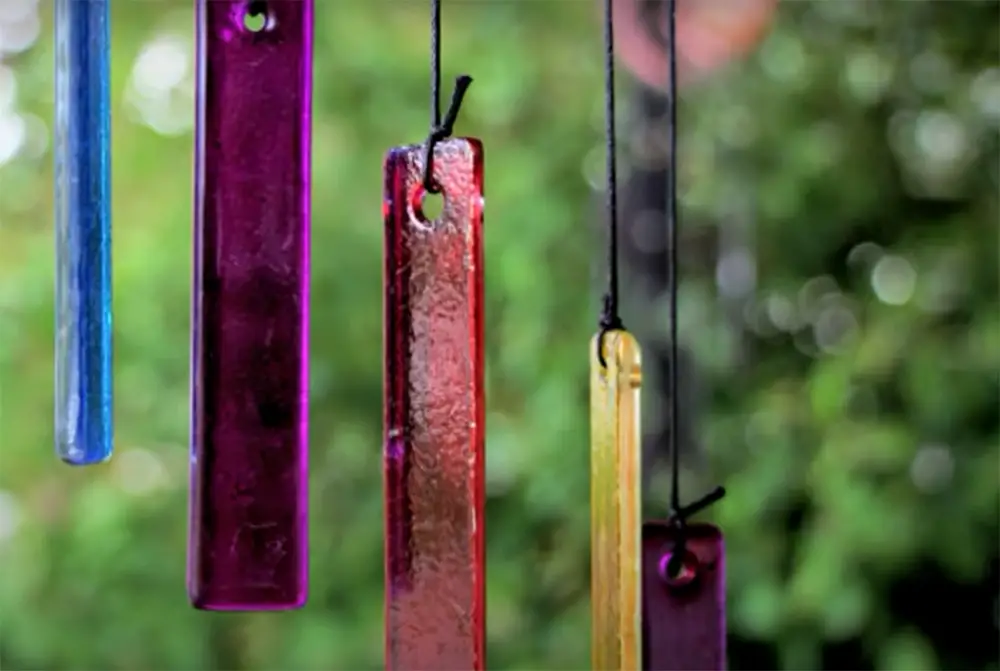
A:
[187, 0, 312, 611]
[383, 138, 486, 670]
[642, 522, 726, 670]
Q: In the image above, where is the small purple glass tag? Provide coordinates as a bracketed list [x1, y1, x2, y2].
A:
[642, 522, 726, 670]
[187, 0, 312, 611]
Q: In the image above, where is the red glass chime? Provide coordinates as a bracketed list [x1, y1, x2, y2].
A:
[383, 134, 486, 667]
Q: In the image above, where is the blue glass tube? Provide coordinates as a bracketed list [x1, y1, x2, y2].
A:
[54, 0, 112, 465]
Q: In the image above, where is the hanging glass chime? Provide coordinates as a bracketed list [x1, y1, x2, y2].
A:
[382, 2, 485, 666]
[187, 0, 313, 611]
[591, 331, 643, 670]
[643, 520, 727, 670]
[54, 0, 112, 465]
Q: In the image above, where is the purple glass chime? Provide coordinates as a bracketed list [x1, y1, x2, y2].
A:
[642, 522, 726, 670]
[187, 0, 313, 611]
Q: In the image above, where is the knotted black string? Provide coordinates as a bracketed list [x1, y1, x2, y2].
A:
[653, 0, 727, 578]
[422, 0, 472, 193]
[596, 0, 625, 368]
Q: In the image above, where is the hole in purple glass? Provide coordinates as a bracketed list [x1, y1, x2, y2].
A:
[658, 548, 699, 589]
[243, 1, 270, 32]
[411, 185, 445, 224]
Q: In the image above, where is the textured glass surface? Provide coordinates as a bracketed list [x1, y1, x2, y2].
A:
[187, 0, 313, 612]
[591, 330, 642, 671]
[642, 522, 726, 671]
[383, 138, 486, 670]
[53, 0, 112, 465]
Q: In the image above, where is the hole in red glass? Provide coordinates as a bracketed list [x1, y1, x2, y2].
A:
[411, 186, 445, 224]
[243, 0, 269, 32]
[658, 548, 699, 589]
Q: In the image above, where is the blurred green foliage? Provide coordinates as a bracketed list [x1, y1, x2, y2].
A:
[0, 1, 998, 669]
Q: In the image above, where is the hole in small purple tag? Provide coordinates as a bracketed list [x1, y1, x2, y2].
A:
[658, 547, 699, 588]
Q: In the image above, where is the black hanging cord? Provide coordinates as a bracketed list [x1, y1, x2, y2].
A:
[657, 0, 726, 577]
[665, 0, 682, 523]
[596, 0, 625, 368]
[422, 0, 473, 194]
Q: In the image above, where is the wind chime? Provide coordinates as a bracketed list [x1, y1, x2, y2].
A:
[53, 0, 729, 667]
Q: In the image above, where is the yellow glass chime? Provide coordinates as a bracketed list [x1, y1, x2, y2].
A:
[590, 330, 642, 670]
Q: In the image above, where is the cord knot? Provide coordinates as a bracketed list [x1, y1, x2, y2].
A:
[596, 293, 625, 368]
[664, 485, 726, 578]
[422, 75, 473, 193]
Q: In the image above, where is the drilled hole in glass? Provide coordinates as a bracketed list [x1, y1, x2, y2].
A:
[658, 548, 699, 588]
[243, 1, 268, 32]
[411, 186, 445, 224]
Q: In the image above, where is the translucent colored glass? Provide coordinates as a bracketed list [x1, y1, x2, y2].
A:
[383, 137, 486, 670]
[54, 0, 112, 465]
[187, 0, 313, 611]
[591, 330, 642, 671]
[642, 522, 726, 670]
